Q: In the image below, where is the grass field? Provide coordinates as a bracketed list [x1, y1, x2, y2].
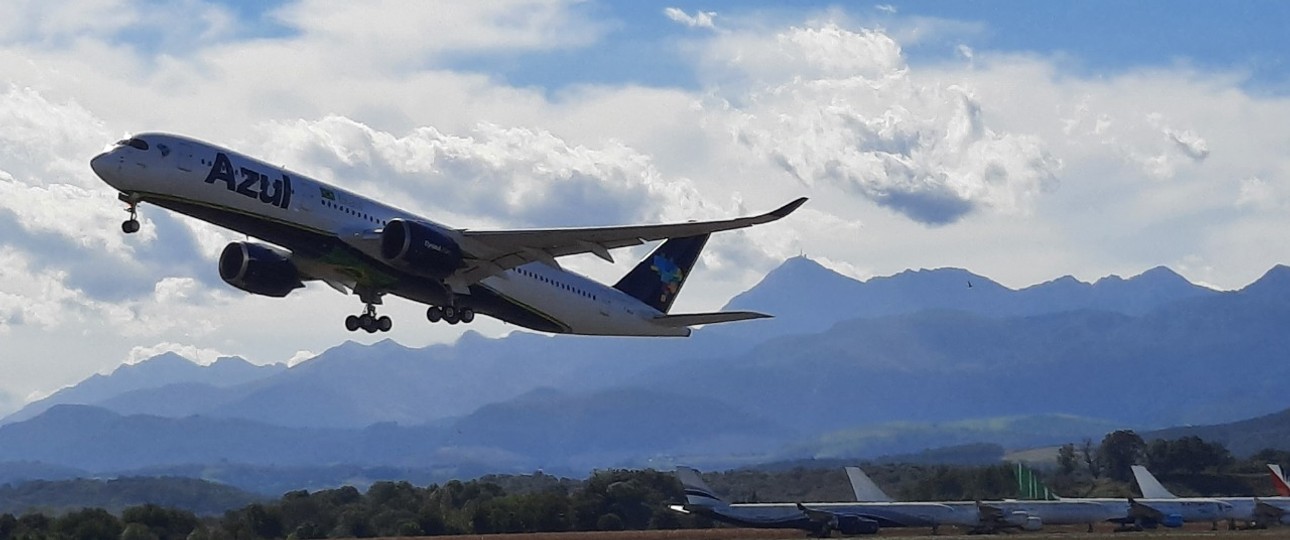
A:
[375, 523, 1290, 540]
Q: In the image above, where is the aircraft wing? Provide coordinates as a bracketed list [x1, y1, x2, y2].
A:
[452, 197, 808, 283]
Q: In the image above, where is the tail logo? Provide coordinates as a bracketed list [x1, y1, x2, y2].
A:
[651, 255, 684, 304]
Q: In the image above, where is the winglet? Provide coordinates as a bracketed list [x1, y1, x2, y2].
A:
[770, 197, 809, 219]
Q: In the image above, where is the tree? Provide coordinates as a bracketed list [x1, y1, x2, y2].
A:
[54, 508, 122, 540]
[1145, 436, 1233, 475]
[122, 503, 198, 540]
[1057, 443, 1079, 476]
[1081, 438, 1099, 479]
[1099, 430, 1146, 482]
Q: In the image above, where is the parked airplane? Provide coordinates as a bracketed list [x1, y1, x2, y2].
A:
[842, 464, 1232, 533]
[1132, 464, 1289, 528]
[844, 465, 1110, 533]
[671, 466, 1047, 536]
[90, 133, 806, 336]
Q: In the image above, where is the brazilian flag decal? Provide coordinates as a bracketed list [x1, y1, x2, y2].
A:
[320, 187, 336, 201]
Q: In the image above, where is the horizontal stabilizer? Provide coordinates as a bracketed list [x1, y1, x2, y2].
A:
[653, 311, 771, 327]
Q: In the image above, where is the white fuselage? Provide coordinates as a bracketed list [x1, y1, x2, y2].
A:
[90, 132, 689, 336]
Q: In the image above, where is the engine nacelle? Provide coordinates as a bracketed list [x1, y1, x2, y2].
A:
[834, 514, 880, 535]
[218, 242, 303, 298]
[379, 219, 464, 278]
[1161, 513, 1184, 528]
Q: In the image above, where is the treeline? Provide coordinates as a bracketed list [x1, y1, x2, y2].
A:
[0, 469, 712, 540]
[0, 477, 260, 516]
[3, 433, 1289, 538]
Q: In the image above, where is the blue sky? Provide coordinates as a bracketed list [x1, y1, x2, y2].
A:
[442, 1, 1290, 92]
[180, 1, 1290, 93]
[3, 0, 1290, 410]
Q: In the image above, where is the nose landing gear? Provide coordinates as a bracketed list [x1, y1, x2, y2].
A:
[121, 195, 140, 234]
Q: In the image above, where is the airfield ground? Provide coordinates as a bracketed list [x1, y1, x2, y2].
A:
[378, 523, 1290, 540]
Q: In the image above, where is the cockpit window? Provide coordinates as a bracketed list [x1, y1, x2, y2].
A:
[116, 138, 149, 151]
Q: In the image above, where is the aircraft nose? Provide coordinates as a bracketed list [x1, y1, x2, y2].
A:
[90, 151, 115, 180]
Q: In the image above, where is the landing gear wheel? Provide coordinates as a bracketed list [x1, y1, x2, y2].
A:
[460, 308, 475, 323]
[377, 316, 392, 332]
[442, 306, 457, 320]
[358, 314, 376, 333]
[345, 315, 360, 332]
[122, 219, 140, 234]
[426, 306, 443, 322]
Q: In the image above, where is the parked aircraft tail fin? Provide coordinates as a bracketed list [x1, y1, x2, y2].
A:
[1015, 462, 1062, 500]
[1131, 465, 1177, 499]
[1269, 464, 1290, 497]
[675, 466, 726, 508]
[845, 466, 894, 502]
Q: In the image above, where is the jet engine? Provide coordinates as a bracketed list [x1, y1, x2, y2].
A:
[218, 242, 303, 298]
[379, 219, 464, 278]
[1004, 512, 1043, 531]
[833, 514, 880, 535]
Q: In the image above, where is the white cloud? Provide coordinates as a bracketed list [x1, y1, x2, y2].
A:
[125, 342, 226, 366]
[703, 23, 1061, 225]
[272, 0, 605, 65]
[1165, 127, 1210, 161]
[287, 350, 317, 367]
[875, 4, 897, 14]
[664, 7, 717, 30]
[246, 115, 716, 228]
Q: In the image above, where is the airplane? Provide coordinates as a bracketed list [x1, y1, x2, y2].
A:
[672, 466, 914, 537]
[844, 465, 1103, 533]
[671, 466, 1055, 536]
[1132, 464, 1290, 529]
[843, 464, 1233, 533]
[89, 133, 807, 336]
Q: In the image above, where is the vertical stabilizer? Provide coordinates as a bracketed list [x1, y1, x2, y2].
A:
[1132, 465, 1177, 498]
[1268, 464, 1290, 497]
[845, 467, 893, 502]
[614, 235, 709, 313]
[1015, 463, 1061, 500]
[675, 466, 726, 508]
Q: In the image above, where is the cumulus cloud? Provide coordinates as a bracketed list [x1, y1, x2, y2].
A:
[125, 342, 228, 366]
[272, 0, 605, 65]
[1166, 127, 1210, 161]
[247, 116, 716, 228]
[664, 7, 716, 30]
[875, 5, 898, 14]
[1236, 176, 1279, 210]
[704, 23, 1060, 225]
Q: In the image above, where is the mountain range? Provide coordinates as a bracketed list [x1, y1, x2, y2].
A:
[5, 257, 1290, 494]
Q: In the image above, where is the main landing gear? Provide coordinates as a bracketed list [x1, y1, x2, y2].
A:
[121, 195, 140, 234]
[426, 304, 474, 325]
[346, 303, 392, 333]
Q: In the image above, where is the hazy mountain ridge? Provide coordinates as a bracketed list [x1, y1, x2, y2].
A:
[3, 258, 1289, 490]
[2, 354, 285, 425]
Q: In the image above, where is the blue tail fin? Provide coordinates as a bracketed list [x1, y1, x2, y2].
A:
[613, 234, 709, 313]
